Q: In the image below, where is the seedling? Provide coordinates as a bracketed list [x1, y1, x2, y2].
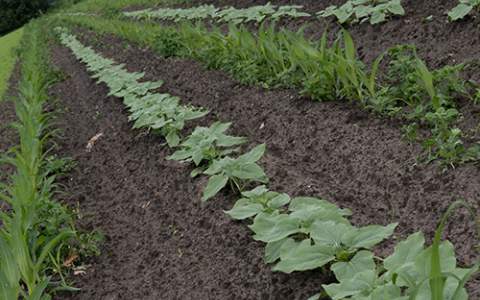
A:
[128, 93, 208, 147]
[224, 185, 290, 220]
[202, 144, 268, 201]
[168, 121, 246, 177]
[448, 0, 480, 21]
[318, 0, 405, 25]
[124, 3, 310, 24]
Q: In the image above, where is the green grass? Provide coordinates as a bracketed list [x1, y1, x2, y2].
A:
[0, 27, 24, 101]
[64, 0, 184, 14]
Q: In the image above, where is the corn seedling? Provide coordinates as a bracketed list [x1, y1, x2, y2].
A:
[318, 0, 405, 25]
[0, 22, 89, 299]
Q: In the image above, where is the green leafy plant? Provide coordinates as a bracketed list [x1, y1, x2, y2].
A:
[224, 185, 290, 220]
[202, 144, 268, 201]
[247, 196, 395, 273]
[321, 201, 479, 300]
[318, 0, 405, 25]
[127, 93, 208, 147]
[168, 121, 246, 177]
[57, 28, 208, 147]
[124, 3, 310, 24]
[124, 5, 219, 22]
[54, 18, 480, 300]
[57, 12, 480, 166]
[448, 0, 480, 21]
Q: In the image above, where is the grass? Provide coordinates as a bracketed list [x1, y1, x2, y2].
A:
[0, 27, 24, 101]
[64, 0, 184, 14]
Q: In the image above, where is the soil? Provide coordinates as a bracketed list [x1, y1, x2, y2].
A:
[47, 16, 480, 300]
[49, 43, 329, 300]
[0, 65, 21, 186]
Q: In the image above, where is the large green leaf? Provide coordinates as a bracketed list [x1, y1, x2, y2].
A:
[331, 250, 376, 282]
[237, 144, 266, 163]
[264, 238, 289, 264]
[343, 223, 397, 249]
[383, 231, 425, 285]
[448, 3, 473, 21]
[224, 198, 264, 220]
[310, 221, 354, 250]
[249, 212, 300, 242]
[323, 270, 377, 299]
[202, 174, 229, 201]
[273, 239, 335, 273]
[229, 162, 267, 180]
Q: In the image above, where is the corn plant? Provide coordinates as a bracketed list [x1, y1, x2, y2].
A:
[202, 144, 268, 201]
[0, 22, 88, 299]
[168, 122, 246, 177]
[448, 0, 480, 21]
[318, 0, 405, 25]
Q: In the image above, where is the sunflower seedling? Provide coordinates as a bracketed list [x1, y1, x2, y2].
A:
[224, 185, 290, 220]
[168, 121, 246, 177]
[202, 144, 268, 201]
[318, 0, 405, 25]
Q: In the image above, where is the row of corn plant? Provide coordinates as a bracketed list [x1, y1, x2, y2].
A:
[124, 3, 310, 24]
[56, 28, 478, 300]
[54, 15, 480, 167]
[0, 21, 99, 299]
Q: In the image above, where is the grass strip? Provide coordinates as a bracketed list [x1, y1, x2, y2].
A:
[0, 27, 24, 101]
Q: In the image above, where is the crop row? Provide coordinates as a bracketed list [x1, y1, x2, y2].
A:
[56, 27, 477, 300]
[0, 21, 99, 299]
[123, 2, 404, 25]
[123, 0, 479, 25]
[56, 14, 480, 167]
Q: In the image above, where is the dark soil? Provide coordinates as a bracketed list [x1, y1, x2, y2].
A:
[49, 43, 329, 300]
[0, 64, 21, 185]
[48, 21, 480, 299]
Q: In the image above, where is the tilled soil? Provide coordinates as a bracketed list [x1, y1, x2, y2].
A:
[47, 23, 480, 299]
[0, 65, 20, 185]
[50, 43, 329, 300]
